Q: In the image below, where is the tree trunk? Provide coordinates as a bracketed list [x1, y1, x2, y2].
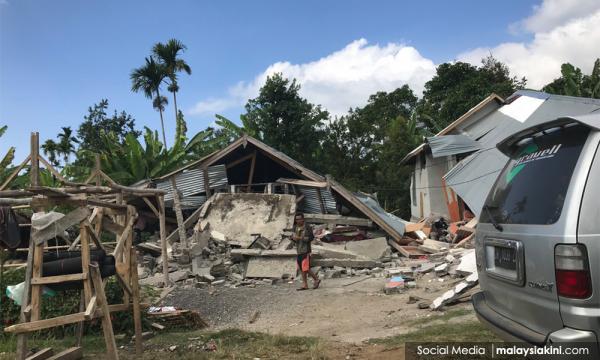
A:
[156, 89, 168, 148]
[172, 91, 178, 122]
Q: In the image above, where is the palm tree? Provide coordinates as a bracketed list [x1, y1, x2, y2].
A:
[152, 39, 192, 121]
[131, 57, 170, 146]
[57, 126, 78, 166]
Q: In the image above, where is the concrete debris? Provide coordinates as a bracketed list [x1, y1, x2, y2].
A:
[455, 250, 477, 276]
[344, 237, 390, 260]
[430, 271, 479, 310]
[245, 257, 296, 278]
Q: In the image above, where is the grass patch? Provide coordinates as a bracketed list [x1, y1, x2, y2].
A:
[0, 328, 325, 360]
[370, 321, 501, 347]
[406, 308, 473, 326]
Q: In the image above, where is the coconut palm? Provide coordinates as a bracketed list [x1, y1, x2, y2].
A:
[152, 39, 192, 121]
[56, 126, 78, 166]
[131, 57, 170, 146]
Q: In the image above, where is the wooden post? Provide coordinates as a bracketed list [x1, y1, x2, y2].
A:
[95, 154, 101, 186]
[130, 246, 143, 355]
[122, 210, 131, 305]
[80, 223, 92, 304]
[247, 150, 256, 191]
[30, 133, 39, 187]
[15, 236, 35, 360]
[316, 188, 326, 214]
[170, 178, 188, 251]
[89, 264, 119, 360]
[158, 195, 169, 285]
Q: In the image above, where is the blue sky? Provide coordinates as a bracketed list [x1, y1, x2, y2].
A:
[2, 0, 600, 161]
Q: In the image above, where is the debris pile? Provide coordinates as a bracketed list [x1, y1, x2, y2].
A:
[135, 192, 480, 312]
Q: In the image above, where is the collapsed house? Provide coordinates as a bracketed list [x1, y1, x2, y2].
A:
[140, 134, 407, 247]
[402, 90, 600, 222]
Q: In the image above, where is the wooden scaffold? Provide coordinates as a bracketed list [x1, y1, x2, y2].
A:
[0, 133, 170, 359]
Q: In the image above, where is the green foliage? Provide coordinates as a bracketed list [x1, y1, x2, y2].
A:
[98, 112, 211, 184]
[241, 73, 329, 168]
[0, 267, 138, 339]
[0, 126, 16, 175]
[417, 56, 526, 131]
[543, 58, 600, 98]
[320, 87, 424, 218]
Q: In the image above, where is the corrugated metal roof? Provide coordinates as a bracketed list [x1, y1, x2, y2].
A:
[353, 193, 406, 235]
[157, 164, 228, 203]
[427, 135, 481, 158]
[444, 92, 600, 217]
[297, 186, 338, 214]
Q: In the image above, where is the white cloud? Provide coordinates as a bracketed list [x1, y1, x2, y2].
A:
[188, 97, 239, 115]
[188, 39, 436, 116]
[459, 8, 600, 89]
[516, 0, 600, 33]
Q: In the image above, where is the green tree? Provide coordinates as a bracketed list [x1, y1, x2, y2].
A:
[131, 57, 170, 146]
[418, 56, 526, 131]
[77, 99, 140, 152]
[152, 39, 192, 121]
[41, 127, 78, 168]
[241, 73, 329, 167]
[543, 59, 600, 98]
[98, 113, 212, 185]
[321, 86, 419, 189]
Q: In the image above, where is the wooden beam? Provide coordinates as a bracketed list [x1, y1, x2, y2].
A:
[84, 295, 97, 320]
[4, 312, 95, 334]
[316, 188, 326, 214]
[31, 273, 87, 285]
[165, 204, 204, 243]
[89, 264, 119, 360]
[46, 347, 82, 360]
[225, 152, 254, 169]
[30, 133, 40, 187]
[170, 178, 188, 250]
[38, 155, 67, 183]
[247, 150, 257, 191]
[0, 155, 30, 191]
[25, 347, 54, 360]
[130, 246, 143, 356]
[276, 178, 328, 188]
[15, 234, 35, 360]
[158, 195, 169, 285]
[142, 197, 160, 217]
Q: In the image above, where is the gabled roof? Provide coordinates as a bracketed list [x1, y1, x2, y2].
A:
[400, 93, 505, 164]
[155, 134, 406, 242]
[157, 134, 324, 182]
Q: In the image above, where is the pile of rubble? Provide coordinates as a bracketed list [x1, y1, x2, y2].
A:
[136, 192, 479, 311]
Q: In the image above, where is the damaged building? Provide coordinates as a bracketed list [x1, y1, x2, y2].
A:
[133, 134, 414, 284]
[403, 90, 600, 222]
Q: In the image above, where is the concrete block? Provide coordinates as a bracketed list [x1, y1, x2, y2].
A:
[344, 237, 391, 260]
[456, 250, 477, 276]
[245, 256, 297, 278]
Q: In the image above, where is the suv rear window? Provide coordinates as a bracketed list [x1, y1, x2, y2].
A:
[482, 123, 589, 225]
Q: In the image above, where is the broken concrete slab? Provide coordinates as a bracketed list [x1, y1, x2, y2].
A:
[456, 250, 477, 276]
[344, 237, 390, 260]
[303, 213, 373, 227]
[197, 193, 296, 248]
[245, 256, 297, 278]
[430, 271, 479, 310]
[312, 258, 383, 269]
[312, 244, 363, 260]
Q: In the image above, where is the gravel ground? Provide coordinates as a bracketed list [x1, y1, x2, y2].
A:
[158, 274, 478, 343]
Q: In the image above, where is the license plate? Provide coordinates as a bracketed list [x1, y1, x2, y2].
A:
[494, 246, 517, 270]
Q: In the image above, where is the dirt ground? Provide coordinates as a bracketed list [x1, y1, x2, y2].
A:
[160, 272, 478, 344]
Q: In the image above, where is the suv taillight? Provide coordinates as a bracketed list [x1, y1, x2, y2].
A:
[555, 244, 592, 299]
